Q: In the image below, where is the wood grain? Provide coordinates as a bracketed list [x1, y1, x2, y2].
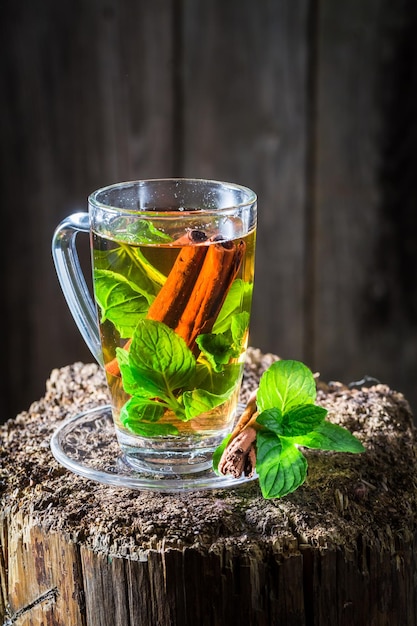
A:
[1, 0, 417, 420]
[311, 0, 417, 405]
[181, 0, 310, 362]
[0, 0, 174, 420]
[1, 352, 417, 625]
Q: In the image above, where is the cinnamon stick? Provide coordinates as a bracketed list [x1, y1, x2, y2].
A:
[174, 239, 245, 350]
[228, 391, 258, 439]
[218, 390, 259, 478]
[105, 230, 208, 377]
[146, 231, 209, 328]
[218, 426, 258, 478]
[105, 234, 245, 376]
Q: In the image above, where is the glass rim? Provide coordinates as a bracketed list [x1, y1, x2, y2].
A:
[88, 177, 257, 217]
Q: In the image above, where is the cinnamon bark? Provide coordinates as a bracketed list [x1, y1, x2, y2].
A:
[175, 239, 245, 350]
[218, 390, 259, 478]
[105, 235, 245, 376]
[105, 230, 208, 377]
[146, 234, 208, 328]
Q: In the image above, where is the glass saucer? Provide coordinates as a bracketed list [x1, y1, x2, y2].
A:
[50, 404, 258, 493]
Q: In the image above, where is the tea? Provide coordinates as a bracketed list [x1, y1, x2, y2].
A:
[91, 224, 256, 472]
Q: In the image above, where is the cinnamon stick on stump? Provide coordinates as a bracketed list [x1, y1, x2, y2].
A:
[105, 232, 245, 376]
[218, 390, 259, 478]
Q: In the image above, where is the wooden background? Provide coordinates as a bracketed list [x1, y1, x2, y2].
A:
[1, 0, 416, 422]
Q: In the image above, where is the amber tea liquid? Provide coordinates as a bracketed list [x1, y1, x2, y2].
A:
[91, 225, 256, 474]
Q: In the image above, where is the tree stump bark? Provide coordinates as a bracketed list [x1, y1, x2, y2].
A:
[1, 348, 417, 626]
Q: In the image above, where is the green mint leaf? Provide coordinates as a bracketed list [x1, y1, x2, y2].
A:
[290, 421, 365, 453]
[191, 362, 243, 395]
[196, 331, 235, 372]
[213, 357, 365, 499]
[123, 417, 179, 437]
[281, 404, 328, 436]
[212, 434, 232, 475]
[125, 219, 173, 244]
[257, 360, 316, 413]
[120, 398, 179, 437]
[117, 348, 166, 398]
[115, 346, 129, 369]
[212, 279, 253, 333]
[94, 269, 153, 337]
[121, 397, 165, 424]
[256, 432, 308, 499]
[230, 311, 250, 345]
[182, 387, 233, 421]
[196, 312, 249, 372]
[126, 421, 179, 436]
[256, 408, 284, 435]
[94, 244, 166, 297]
[129, 319, 196, 397]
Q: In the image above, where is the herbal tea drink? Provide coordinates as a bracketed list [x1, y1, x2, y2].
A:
[92, 229, 255, 472]
[52, 179, 257, 476]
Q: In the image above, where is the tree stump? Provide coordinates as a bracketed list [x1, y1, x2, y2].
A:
[1, 348, 417, 626]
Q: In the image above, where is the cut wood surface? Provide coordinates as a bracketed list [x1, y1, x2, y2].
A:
[1, 348, 417, 625]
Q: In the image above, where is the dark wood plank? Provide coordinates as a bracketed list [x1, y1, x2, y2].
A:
[0, 0, 174, 419]
[181, 0, 310, 362]
[1, 0, 417, 422]
[311, 0, 417, 411]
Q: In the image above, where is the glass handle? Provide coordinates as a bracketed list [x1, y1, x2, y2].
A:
[52, 212, 103, 366]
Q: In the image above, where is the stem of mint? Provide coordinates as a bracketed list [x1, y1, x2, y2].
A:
[214, 359, 365, 499]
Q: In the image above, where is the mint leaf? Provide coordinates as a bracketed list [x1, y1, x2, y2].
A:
[257, 360, 316, 413]
[256, 432, 308, 498]
[196, 312, 249, 372]
[94, 241, 166, 303]
[214, 358, 365, 500]
[117, 348, 166, 398]
[126, 422, 178, 436]
[196, 331, 234, 372]
[129, 319, 196, 395]
[191, 362, 243, 395]
[94, 269, 153, 337]
[212, 279, 253, 333]
[120, 398, 179, 437]
[121, 397, 165, 423]
[230, 311, 250, 346]
[290, 421, 365, 453]
[281, 404, 328, 436]
[125, 219, 173, 244]
[123, 418, 179, 437]
[256, 408, 284, 435]
[182, 387, 233, 421]
[212, 434, 232, 475]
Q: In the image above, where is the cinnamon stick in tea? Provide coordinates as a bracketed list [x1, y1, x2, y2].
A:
[174, 239, 245, 350]
[105, 230, 208, 377]
[146, 231, 208, 328]
[105, 233, 245, 376]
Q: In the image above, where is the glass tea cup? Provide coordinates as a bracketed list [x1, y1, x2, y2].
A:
[52, 178, 257, 476]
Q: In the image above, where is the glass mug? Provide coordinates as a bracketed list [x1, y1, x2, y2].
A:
[52, 178, 257, 476]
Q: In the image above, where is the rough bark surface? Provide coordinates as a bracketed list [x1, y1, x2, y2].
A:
[1, 348, 416, 625]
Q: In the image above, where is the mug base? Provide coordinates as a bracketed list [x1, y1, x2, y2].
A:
[116, 427, 227, 476]
[50, 404, 258, 492]
[119, 448, 213, 476]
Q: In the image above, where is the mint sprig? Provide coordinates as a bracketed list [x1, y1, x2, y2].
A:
[117, 319, 244, 434]
[214, 359, 365, 499]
